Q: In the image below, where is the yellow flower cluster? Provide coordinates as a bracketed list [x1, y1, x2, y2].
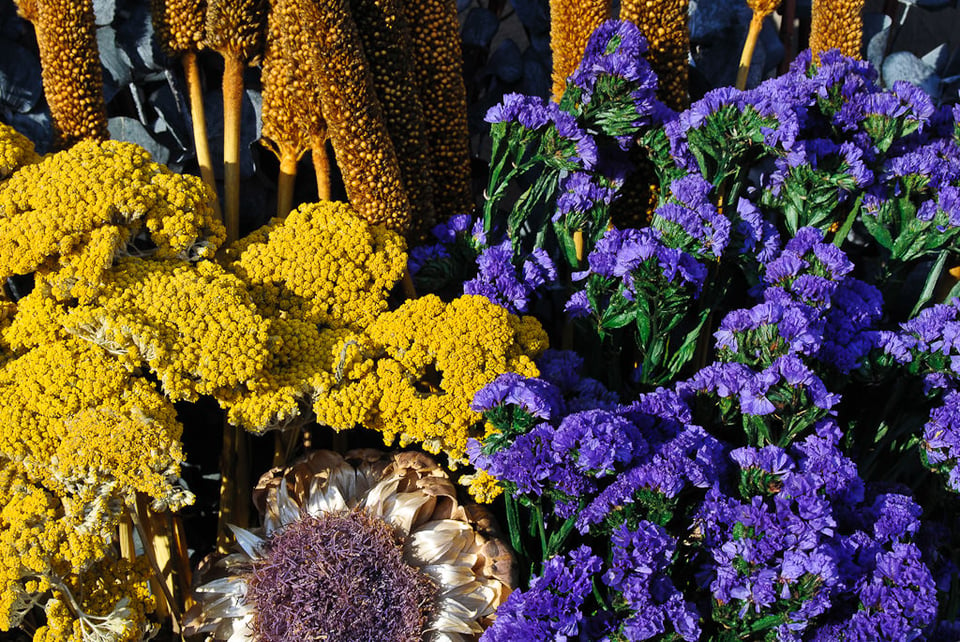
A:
[226, 200, 407, 329]
[32, 557, 155, 642]
[0, 338, 188, 506]
[66, 258, 272, 401]
[0, 457, 155, 638]
[0, 123, 39, 181]
[0, 140, 224, 301]
[362, 295, 545, 463]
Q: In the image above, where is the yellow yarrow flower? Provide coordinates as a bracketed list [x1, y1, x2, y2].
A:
[65, 257, 271, 402]
[0, 140, 223, 300]
[0, 123, 39, 181]
[363, 294, 547, 464]
[226, 200, 406, 329]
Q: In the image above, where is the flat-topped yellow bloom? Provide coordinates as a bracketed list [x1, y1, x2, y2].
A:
[0, 140, 223, 301]
[226, 200, 406, 329]
[0, 123, 39, 182]
[65, 257, 271, 402]
[364, 294, 546, 464]
[0, 338, 188, 506]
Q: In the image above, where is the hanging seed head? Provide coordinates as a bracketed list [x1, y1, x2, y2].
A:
[810, 0, 865, 60]
[260, 0, 326, 161]
[397, 0, 473, 220]
[204, 0, 267, 62]
[152, 0, 207, 55]
[349, 0, 436, 239]
[550, 0, 611, 101]
[301, 0, 411, 231]
[620, 0, 690, 110]
[746, 0, 781, 15]
[23, 0, 108, 147]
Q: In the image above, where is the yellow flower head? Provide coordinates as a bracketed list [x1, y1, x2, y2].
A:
[226, 200, 407, 329]
[0, 123, 40, 181]
[362, 294, 547, 464]
[0, 140, 224, 300]
[65, 257, 272, 402]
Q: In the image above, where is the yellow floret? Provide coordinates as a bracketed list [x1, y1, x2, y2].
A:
[64, 257, 271, 402]
[225, 200, 407, 329]
[0, 122, 40, 181]
[0, 140, 224, 300]
[363, 294, 547, 464]
[0, 338, 188, 507]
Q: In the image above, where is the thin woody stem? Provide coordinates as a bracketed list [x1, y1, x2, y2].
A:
[736, 12, 766, 90]
[277, 144, 299, 217]
[222, 56, 245, 243]
[312, 135, 332, 201]
[183, 52, 221, 221]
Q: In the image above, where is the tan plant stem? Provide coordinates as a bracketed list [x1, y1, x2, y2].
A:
[222, 57, 245, 243]
[277, 145, 299, 217]
[130, 497, 182, 627]
[183, 52, 221, 221]
[573, 229, 585, 265]
[170, 513, 195, 610]
[312, 135, 332, 201]
[117, 513, 136, 562]
[216, 420, 250, 552]
[736, 12, 765, 90]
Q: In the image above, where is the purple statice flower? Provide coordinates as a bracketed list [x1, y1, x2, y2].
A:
[653, 174, 731, 259]
[765, 354, 841, 411]
[678, 361, 780, 416]
[817, 277, 883, 373]
[579, 227, 707, 294]
[578, 424, 726, 530]
[762, 227, 853, 306]
[407, 243, 449, 276]
[713, 299, 821, 360]
[546, 103, 599, 169]
[481, 546, 602, 641]
[884, 138, 960, 190]
[430, 213, 472, 243]
[468, 422, 557, 496]
[918, 185, 960, 228]
[604, 521, 701, 641]
[471, 372, 562, 420]
[792, 421, 864, 506]
[666, 87, 743, 170]
[552, 409, 645, 476]
[569, 20, 656, 101]
[923, 390, 960, 492]
[735, 197, 782, 264]
[555, 171, 618, 223]
[464, 241, 556, 314]
[869, 493, 923, 542]
[879, 299, 960, 386]
[810, 543, 937, 641]
[536, 349, 620, 412]
[730, 444, 795, 476]
[485, 92, 551, 129]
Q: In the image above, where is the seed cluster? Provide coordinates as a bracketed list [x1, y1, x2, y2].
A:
[620, 0, 691, 110]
